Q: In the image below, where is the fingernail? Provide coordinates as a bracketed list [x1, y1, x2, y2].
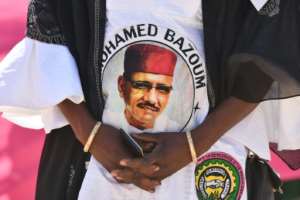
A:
[154, 166, 160, 171]
[116, 176, 123, 180]
[111, 171, 118, 176]
[120, 160, 127, 166]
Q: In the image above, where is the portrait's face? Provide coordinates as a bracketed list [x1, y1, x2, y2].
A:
[118, 72, 173, 130]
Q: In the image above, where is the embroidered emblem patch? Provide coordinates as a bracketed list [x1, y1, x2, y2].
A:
[195, 152, 245, 200]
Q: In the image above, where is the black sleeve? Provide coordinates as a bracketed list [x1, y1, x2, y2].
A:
[203, 0, 300, 105]
[25, 2, 89, 200]
[226, 0, 300, 102]
[26, 0, 66, 44]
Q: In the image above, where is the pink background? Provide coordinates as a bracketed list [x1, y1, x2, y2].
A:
[0, 1, 45, 200]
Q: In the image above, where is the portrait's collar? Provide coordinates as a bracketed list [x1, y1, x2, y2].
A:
[250, 0, 269, 11]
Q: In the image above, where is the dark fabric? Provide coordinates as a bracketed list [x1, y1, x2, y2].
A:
[54, 0, 107, 120]
[246, 155, 283, 200]
[203, 0, 300, 105]
[35, 126, 89, 200]
[202, 0, 251, 107]
[29, 0, 107, 199]
[231, 61, 273, 102]
[26, 0, 106, 119]
[57, 0, 104, 119]
[26, 0, 66, 44]
[270, 143, 300, 170]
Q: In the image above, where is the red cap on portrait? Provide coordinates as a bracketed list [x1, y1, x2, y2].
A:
[124, 43, 177, 76]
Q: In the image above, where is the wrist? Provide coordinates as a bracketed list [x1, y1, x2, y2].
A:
[58, 100, 98, 145]
[88, 123, 108, 153]
[191, 128, 209, 158]
[176, 133, 196, 165]
[74, 116, 97, 145]
[83, 121, 102, 152]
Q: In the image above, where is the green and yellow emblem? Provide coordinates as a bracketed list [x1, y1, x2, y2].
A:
[195, 152, 244, 200]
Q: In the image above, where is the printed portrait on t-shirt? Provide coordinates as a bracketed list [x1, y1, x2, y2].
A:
[100, 24, 209, 133]
[117, 44, 177, 130]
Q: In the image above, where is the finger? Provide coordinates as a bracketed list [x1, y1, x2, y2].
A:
[111, 169, 135, 183]
[135, 176, 161, 193]
[120, 158, 159, 176]
[132, 133, 159, 143]
[111, 169, 161, 192]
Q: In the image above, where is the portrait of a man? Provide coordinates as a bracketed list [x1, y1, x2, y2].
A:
[117, 44, 177, 130]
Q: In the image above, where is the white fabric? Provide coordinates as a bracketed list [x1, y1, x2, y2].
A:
[250, 0, 269, 11]
[79, 0, 208, 199]
[103, 0, 209, 129]
[225, 104, 271, 160]
[260, 97, 300, 150]
[80, 157, 197, 200]
[197, 137, 248, 200]
[79, 0, 297, 198]
[225, 96, 300, 160]
[0, 37, 84, 133]
[79, 136, 248, 200]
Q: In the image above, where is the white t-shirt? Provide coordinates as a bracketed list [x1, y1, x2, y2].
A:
[79, 1, 244, 199]
[101, 0, 208, 134]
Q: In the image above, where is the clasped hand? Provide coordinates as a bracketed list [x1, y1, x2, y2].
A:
[110, 132, 191, 192]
